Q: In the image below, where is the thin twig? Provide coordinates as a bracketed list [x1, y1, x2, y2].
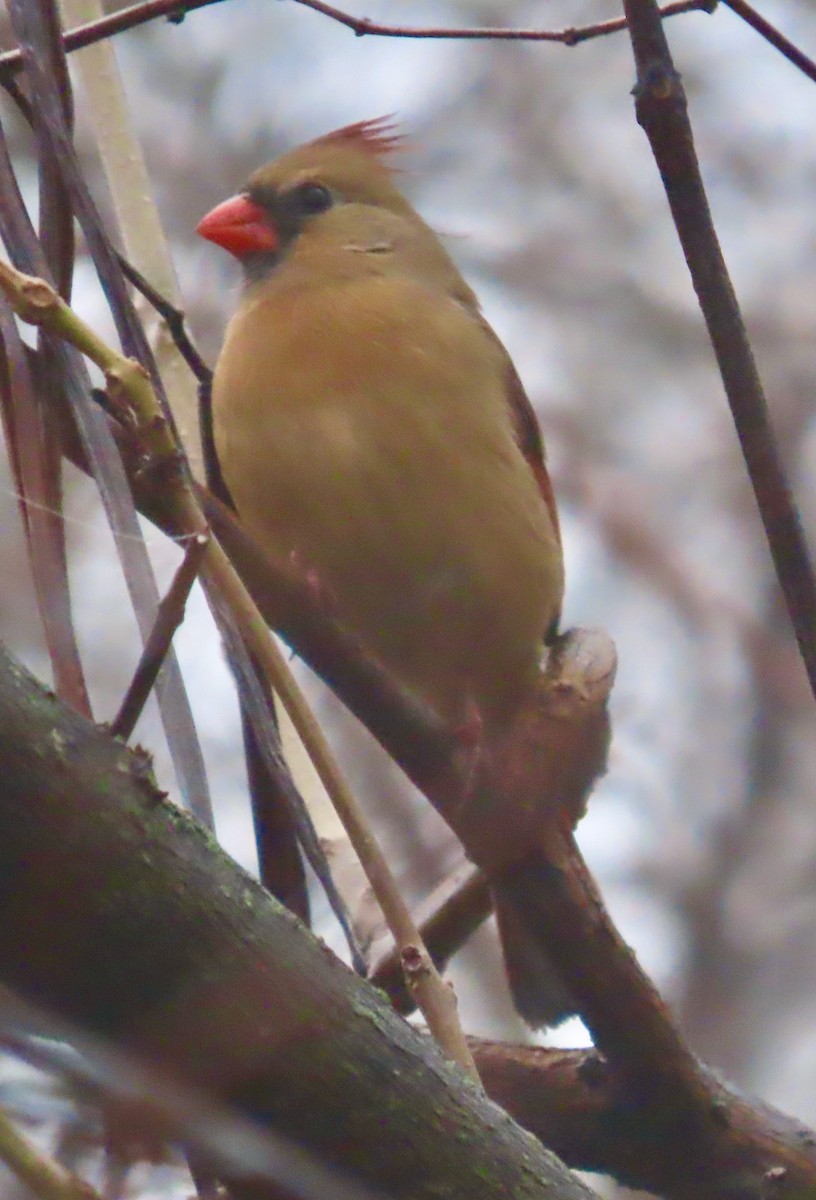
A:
[110, 530, 209, 740]
[0, 260, 481, 1086]
[0, 0, 222, 78]
[35, 0, 74, 302]
[0, 1103, 98, 1200]
[4, 4, 213, 822]
[210, 589, 365, 971]
[2, 2, 88, 718]
[0, 0, 714, 79]
[369, 867, 491, 1014]
[288, 0, 712, 43]
[720, 0, 816, 86]
[241, 703, 312, 923]
[0, 301, 92, 716]
[62, 0, 204, 472]
[117, 253, 212, 385]
[622, 0, 816, 710]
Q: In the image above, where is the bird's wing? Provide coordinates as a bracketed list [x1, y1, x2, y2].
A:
[477, 314, 562, 552]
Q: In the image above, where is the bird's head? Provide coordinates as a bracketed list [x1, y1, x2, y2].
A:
[196, 117, 418, 269]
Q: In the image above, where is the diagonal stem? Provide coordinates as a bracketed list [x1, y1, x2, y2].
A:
[110, 530, 209, 740]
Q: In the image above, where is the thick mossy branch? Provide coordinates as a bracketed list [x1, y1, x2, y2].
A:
[0, 641, 593, 1200]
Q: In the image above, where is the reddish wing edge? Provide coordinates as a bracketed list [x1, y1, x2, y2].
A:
[504, 355, 562, 551]
[504, 356, 564, 639]
[477, 313, 563, 563]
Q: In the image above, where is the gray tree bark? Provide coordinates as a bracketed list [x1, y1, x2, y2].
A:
[0, 639, 593, 1200]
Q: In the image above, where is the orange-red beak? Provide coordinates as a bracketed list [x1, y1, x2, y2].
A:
[196, 194, 279, 259]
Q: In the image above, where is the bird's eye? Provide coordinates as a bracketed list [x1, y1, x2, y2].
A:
[295, 182, 334, 215]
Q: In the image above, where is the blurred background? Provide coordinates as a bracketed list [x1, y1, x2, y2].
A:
[1, 0, 816, 1181]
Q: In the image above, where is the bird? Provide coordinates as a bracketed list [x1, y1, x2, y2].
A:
[197, 118, 571, 1025]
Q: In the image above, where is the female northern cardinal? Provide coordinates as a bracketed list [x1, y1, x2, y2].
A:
[198, 119, 570, 1025]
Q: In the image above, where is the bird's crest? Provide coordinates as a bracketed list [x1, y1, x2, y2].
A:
[310, 117, 405, 164]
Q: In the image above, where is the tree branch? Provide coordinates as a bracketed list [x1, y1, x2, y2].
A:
[720, 0, 816, 86]
[471, 1041, 816, 1200]
[0, 0, 715, 81]
[286, 0, 713, 44]
[110, 530, 209, 740]
[0, 640, 592, 1200]
[3, 636, 816, 1200]
[621, 0, 816, 710]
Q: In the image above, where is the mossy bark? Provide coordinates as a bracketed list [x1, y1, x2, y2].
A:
[0, 641, 592, 1200]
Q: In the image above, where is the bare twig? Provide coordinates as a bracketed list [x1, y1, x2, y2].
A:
[369, 867, 491, 1014]
[242, 704, 312, 923]
[0, 0, 714, 80]
[61, 0, 204, 472]
[35, 0, 74, 302]
[721, 0, 816, 86]
[6, 0, 213, 822]
[0, 0, 222, 79]
[117, 254, 212, 386]
[0, 2, 88, 718]
[288, 0, 713, 42]
[110, 531, 209, 740]
[0, 1103, 99, 1200]
[622, 0, 816, 711]
[0, 301, 92, 716]
[210, 593, 361, 966]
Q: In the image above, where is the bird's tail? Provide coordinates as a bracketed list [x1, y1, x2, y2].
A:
[492, 882, 576, 1028]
